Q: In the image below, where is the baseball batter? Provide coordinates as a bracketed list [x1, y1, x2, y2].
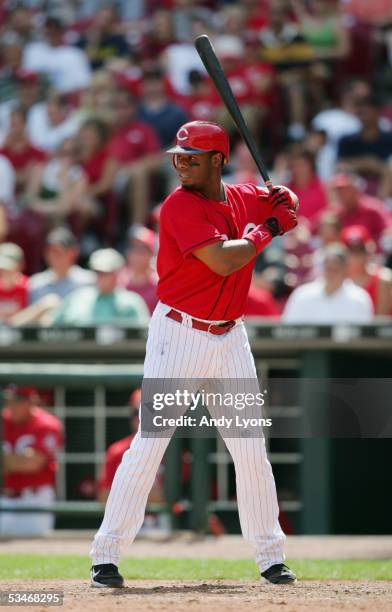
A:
[90, 121, 298, 587]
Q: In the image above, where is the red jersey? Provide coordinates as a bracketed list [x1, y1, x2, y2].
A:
[332, 195, 391, 248]
[0, 145, 46, 171]
[0, 274, 29, 320]
[3, 406, 63, 492]
[157, 183, 273, 320]
[289, 177, 327, 221]
[81, 147, 110, 185]
[107, 121, 160, 165]
[97, 435, 133, 492]
[244, 286, 280, 318]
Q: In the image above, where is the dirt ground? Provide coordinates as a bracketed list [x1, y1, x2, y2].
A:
[1, 536, 392, 611]
[0, 579, 392, 612]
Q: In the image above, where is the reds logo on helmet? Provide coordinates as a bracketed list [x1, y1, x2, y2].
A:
[166, 121, 229, 163]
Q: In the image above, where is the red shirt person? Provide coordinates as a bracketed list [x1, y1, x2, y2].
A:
[1, 385, 63, 536]
[0, 107, 46, 193]
[0, 242, 28, 322]
[117, 225, 158, 314]
[329, 173, 391, 249]
[89, 121, 299, 587]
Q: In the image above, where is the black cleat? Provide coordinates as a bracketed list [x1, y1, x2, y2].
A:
[90, 563, 124, 588]
[261, 563, 297, 584]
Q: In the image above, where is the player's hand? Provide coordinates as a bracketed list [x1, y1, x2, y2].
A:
[263, 203, 298, 237]
[269, 185, 299, 213]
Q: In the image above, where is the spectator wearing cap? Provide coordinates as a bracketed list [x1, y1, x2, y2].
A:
[29, 227, 95, 304]
[22, 17, 91, 94]
[52, 248, 149, 326]
[282, 243, 373, 323]
[118, 226, 158, 314]
[329, 173, 391, 248]
[107, 88, 161, 225]
[1, 385, 63, 536]
[0, 107, 46, 194]
[0, 242, 28, 322]
[342, 225, 392, 316]
[337, 96, 392, 198]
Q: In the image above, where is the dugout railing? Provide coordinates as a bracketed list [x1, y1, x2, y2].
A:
[0, 321, 391, 535]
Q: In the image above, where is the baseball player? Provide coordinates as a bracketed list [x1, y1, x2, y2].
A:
[90, 121, 298, 587]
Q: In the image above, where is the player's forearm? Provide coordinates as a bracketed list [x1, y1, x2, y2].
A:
[4, 451, 47, 473]
[215, 239, 259, 275]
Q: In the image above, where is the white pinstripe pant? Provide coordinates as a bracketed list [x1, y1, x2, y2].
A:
[90, 302, 285, 572]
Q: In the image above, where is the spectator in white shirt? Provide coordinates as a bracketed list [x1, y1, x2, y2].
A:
[282, 244, 373, 324]
[23, 17, 91, 94]
[27, 91, 81, 153]
[311, 79, 369, 179]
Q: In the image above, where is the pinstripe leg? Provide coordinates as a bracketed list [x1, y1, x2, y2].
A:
[214, 324, 285, 572]
[90, 304, 219, 565]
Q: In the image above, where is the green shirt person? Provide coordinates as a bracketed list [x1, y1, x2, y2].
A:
[52, 248, 150, 326]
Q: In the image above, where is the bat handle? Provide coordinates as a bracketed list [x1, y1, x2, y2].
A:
[265, 180, 274, 192]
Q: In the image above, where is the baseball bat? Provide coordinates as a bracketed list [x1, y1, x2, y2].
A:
[194, 34, 273, 191]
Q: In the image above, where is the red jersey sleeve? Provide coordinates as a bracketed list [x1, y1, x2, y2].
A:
[161, 191, 225, 257]
[30, 423, 63, 461]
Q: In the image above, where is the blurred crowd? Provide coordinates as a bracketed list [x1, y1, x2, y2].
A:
[0, 0, 391, 324]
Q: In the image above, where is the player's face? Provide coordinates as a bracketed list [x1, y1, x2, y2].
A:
[173, 153, 219, 190]
[5, 398, 31, 423]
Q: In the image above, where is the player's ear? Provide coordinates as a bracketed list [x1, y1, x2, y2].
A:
[211, 152, 223, 168]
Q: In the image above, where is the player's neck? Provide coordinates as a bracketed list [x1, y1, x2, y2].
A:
[198, 181, 227, 202]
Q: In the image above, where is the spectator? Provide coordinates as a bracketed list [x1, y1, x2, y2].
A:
[0, 33, 24, 105]
[52, 248, 150, 326]
[311, 210, 343, 277]
[282, 243, 373, 323]
[0, 107, 46, 194]
[77, 118, 117, 206]
[162, 15, 207, 95]
[337, 95, 392, 197]
[225, 142, 261, 185]
[29, 227, 95, 304]
[0, 243, 28, 322]
[259, 1, 313, 140]
[311, 79, 369, 178]
[107, 88, 161, 225]
[291, 0, 350, 61]
[78, 6, 129, 71]
[138, 67, 188, 149]
[329, 173, 391, 248]
[244, 280, 280, 318]
[25, 137, 94, 230]
[287, 150, 328, 221]
[211, 35, 263, 139]
[78, 70, 116, 124]
[0, 69, 44, 144]
[1, 385, 63, 537]
[178, 68, 219, 122]
[23, 17, 91, 94]
[342, 225, 392, 316]
[27, 91, 81, 154]
[0, 153, 16, 233]
[118, 225, 158, 314]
